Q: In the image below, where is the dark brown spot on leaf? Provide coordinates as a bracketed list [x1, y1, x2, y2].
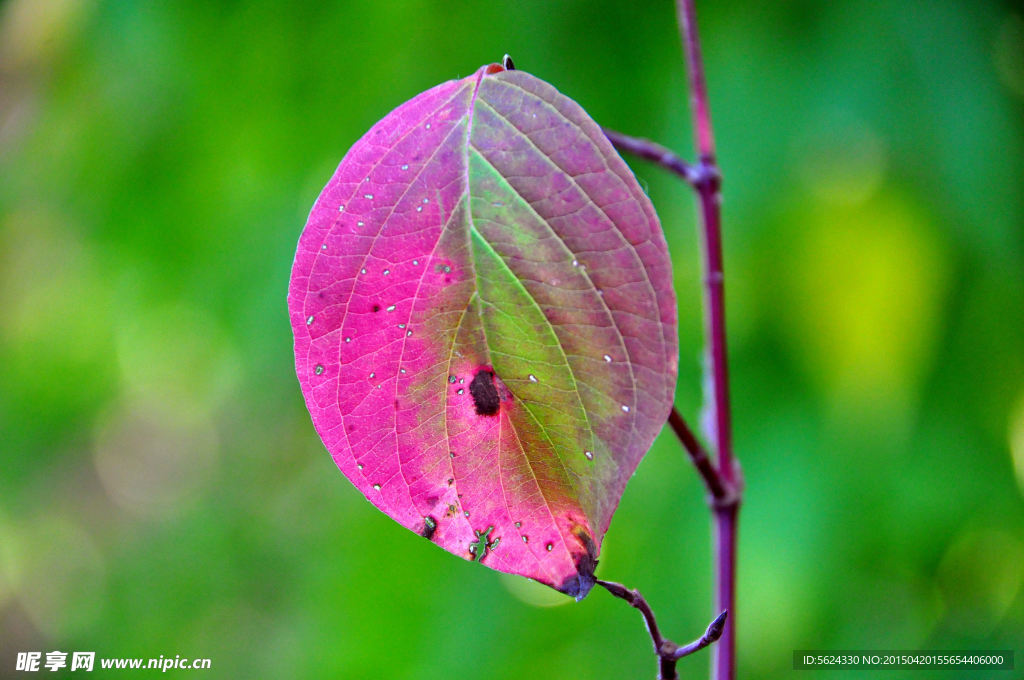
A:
[470, 369, 500, 416]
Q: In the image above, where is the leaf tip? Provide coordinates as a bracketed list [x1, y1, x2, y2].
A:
[557, 524, 599, 601]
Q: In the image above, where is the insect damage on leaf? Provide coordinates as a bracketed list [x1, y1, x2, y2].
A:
[288, 58, 678, 599]
[469, 525, 496, 561]
[419, 515, 438, 540]
[469, 369, 500, 416]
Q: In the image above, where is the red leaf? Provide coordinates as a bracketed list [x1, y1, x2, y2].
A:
[288, 62, 678, 599]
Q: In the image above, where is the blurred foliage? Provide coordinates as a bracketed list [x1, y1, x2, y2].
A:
[1, 1, 1022, 678]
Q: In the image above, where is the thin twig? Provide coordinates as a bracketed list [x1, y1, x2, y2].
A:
[598, 579, 727, 680]
[672, 611, 728, 660]
[601, 128, 699, 186]
[596, 580, 665, 650]
[668, 407, 735, 505]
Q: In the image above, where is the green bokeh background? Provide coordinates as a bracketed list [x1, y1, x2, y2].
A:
[2, 1, 1022, 678]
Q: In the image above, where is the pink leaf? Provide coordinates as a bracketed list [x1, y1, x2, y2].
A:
[288, 62, 678, 599]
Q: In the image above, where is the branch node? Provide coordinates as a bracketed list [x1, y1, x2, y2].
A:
[693, 157, 721, 193]
[709, 461, 743, 510]
[658, 640, 679, 657]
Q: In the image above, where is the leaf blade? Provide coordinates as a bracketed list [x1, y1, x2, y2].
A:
[289, 64, 677, 598]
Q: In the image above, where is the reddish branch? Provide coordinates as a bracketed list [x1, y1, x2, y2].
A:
[602, 1, 741, 678]
[676, 0, 716, 160]
[674, 2, 741, 678]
